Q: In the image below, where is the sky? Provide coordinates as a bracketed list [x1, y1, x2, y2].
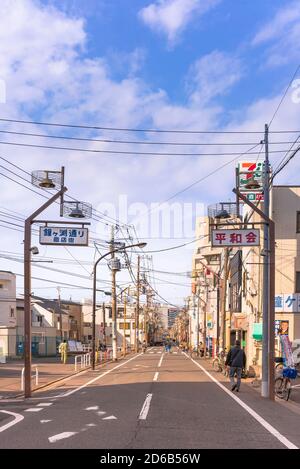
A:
[1, 0, 300, 305]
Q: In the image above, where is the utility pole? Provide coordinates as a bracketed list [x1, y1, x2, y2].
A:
[57, 287, 62, 341]
[232, 187, 275, 400]
[123, 287, 127, 356]
[102, 302, 106, 350]
[196, 290, 200, 352]
[135, 255, 140, 353]
[220, 248, 229, 350]
[262, 123, 270, 398]
[111, 226, 118, 361]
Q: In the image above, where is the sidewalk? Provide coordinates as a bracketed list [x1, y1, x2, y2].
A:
[0, 352, 117, 399]
[198, 356, 300, 405]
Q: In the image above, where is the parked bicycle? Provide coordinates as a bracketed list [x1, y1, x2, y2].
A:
[275, 366, 297, 401]
[212, 350, 228, 376]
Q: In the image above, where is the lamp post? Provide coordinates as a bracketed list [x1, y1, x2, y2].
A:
[24, 178, 67, 398]
[92, 242, 146, 369]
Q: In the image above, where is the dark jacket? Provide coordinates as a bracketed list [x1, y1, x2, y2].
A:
[225, 346, 246, 368]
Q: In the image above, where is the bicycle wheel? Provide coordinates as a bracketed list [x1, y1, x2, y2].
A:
[283, 379, 292, 401]
[275, 377, 285, 399]
[213, 359, 221, 372]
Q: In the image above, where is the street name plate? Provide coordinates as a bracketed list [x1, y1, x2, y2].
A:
[39, 226, 89, 246]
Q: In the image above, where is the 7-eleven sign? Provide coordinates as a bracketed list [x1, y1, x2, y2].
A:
[238, 161, 265, 201]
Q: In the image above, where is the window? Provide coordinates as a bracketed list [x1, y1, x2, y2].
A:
[10, 308, 14, 317]
[297, 212, 300, 233]
[0, 284, 3, 289]
[296, 272, 300, 293]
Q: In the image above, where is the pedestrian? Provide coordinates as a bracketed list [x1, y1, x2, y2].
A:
[58, 339, 68, 364]
[225, 340, 246, 392]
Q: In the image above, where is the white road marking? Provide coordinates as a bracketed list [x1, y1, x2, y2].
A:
[157, 351, 162, 354]
[49, 432, 77, 443]
[40, 420, 52, 423]
[97, 411, 106, 416]
[0, 411, 24, 433]
[150, 352, 154, 354]
[102, 415, 117, 420]
[184, 353, 298, 450]
[25, 407, 43, 412]
[139, 393, 153, 420]
[85, 406, 99, 411]
[86, 423, 96, 427]
[153, 372, 159, 382]
[158, 353, 164, 368]
[37, 403, 53, 407]
[61, 353, 143, 398]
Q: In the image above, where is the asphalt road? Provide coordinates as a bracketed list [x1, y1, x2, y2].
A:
[0, 347, 300, 449]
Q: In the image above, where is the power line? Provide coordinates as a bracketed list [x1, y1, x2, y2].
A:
[1, 117, 300, 134]
[269, 64, 300, 128]
[142, 235, 208, 254]
[0, 139, 295, 156]
[0, 128, 297, 146]
[0, 155, 131, 228]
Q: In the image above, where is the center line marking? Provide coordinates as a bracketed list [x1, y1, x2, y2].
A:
[153, 372, 159, 381]
[49, 432, 77, 443]
[183, 352, 298, 450]
[158, 353, 164, 368]
[139, 393, 153, 420]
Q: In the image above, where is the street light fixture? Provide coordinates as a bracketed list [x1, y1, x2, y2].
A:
[215, 209, 231, 219]
[91, 241, 147, 369]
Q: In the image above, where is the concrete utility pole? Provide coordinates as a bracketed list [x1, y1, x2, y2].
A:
[111, 226, 118, 362]
[57, 286, 62, 341]
[123, 287, 127, 356]
[233, 186, 275, 400]
[102, 302, 106, 350]
[135, 255, 140, 353]
[196, 292, 200, 352]
[220, 248, 229, 350]
[262, 123, 270, 398]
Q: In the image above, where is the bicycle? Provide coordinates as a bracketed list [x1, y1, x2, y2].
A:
[274, 367, 297, 401]
[190, 347, 204, 359]
[212, 351, 227, 375]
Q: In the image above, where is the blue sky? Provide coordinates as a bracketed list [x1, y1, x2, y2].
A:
[44, 0, 296, 110]
[1, 0, 300, 304]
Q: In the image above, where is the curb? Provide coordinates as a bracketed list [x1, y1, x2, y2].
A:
[0, 353, 133, 400]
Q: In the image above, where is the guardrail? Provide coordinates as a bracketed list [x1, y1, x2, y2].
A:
[21, 365, 38, 391]
[74, 352, 92, 371]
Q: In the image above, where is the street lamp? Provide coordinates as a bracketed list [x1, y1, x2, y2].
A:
[92, 242, 147, 369]
[24, 167, 66, 398]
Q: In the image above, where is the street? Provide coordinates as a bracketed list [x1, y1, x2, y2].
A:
[0, 347, 299, 449]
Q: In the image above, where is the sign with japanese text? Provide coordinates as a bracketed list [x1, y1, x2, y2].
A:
[275, 294, 300, 313]
[212, 229, 260, 247]
[39, 226, 89, 246]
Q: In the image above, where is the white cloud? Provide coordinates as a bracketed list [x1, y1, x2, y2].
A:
[252, 1, 300, 66]
[1, 1, 300, 304]
[186, 50, 243, 104]
[138, 0, 220, 44]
